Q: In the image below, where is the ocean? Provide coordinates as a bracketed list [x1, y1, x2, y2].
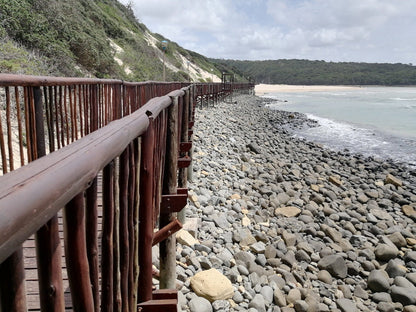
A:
[261, 86, 416, 167]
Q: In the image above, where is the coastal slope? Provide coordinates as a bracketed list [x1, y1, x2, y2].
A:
[175, 94, 416, 311]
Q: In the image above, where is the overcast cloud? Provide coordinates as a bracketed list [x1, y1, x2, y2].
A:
[120, 0, 416, 64]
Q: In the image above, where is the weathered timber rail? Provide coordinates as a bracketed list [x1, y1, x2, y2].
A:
[0, 74, 254, 312]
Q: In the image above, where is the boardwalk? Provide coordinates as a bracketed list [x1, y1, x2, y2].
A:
[0, 75, 253, 311]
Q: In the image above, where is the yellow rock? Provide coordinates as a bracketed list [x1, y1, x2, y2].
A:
[407, 238, 416, 246]
[190, 268, 234, 302]
[201, 170, 210, 176]
[176, 229, 199, 247]
[385, 174, 403, 187]
[375, 180, 384, 187]
[402, 205, 416, 217]
[230, 193, 241, 200]
[274, 206, 301, 218]
[329, 176, 342, 187]
[229, 299, 237, 308]
[311, 184, 320, 192]
[189, 194, 198, 203]
[242, 216, 251, 226]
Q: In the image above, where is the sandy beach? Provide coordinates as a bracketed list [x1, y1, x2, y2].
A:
[255, 83, 360, 95]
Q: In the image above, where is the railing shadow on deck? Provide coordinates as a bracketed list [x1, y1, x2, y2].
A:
[0, 74, 254, 312]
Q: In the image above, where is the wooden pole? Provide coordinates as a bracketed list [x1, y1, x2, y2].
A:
[138, 117, 155, 303]
[101, 162, 115, 312]
[187, 88, 194, 182]
[33, 85, 65, 311]
[86, 178, 99, 312]
[119, 148, 130, 312]
[178, 91, 190, 224]
[132, 139, 141, 310]
[113, 157, 122, 312]
[154, 219, 182, 247]
[128, 142, 137, 312]
[159, 96, 179, 289]
[64, 193, 94, 312]
[86, 83, 99, 312]
[0, 248, 27, 312]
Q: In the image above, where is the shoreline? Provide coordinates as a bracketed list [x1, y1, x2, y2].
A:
[176, 94, 416, 312]
[255, 83, 361, 95]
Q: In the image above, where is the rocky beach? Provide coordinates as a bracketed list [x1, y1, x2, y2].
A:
[165, 93, 416, 312]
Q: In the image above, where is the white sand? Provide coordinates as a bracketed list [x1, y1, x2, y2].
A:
[255, 84, 360, 95]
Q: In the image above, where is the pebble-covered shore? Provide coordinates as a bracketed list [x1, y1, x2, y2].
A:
[167, 94, 416, 312]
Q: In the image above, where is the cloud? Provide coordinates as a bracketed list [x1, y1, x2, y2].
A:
[121, 0, 416, 63]
[128, 0, 235, 33]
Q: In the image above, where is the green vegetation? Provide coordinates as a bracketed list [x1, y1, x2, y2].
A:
[0, 0, 224, 81]
[211, 59, 416, 86]
[0, 37, 51, 75]
[0, 0, 121, 77]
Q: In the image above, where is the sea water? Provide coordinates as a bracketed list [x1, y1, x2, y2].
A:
[262, 86, 416, 167]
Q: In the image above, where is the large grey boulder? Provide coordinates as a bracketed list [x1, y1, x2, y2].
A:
[336, 298, 357, 312]
[375, 244, 399, 262]
[189, 296, 213, 312]
[248, 294, 266, 312]
[368, 270, 390, 292]
[318, 254, 347, 278]
[391, 285, 416, 305]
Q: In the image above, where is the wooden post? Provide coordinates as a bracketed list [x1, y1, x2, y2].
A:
[0, 248, 27, 312]
[138, 117, 155, 303]
[132, 139, 141, 310]
[36, 215, 65, 311]
[33, 85, 65, 311]
[119, 148, 130, 312]
[159, 96, 179, 289]
[64, 193, 94, 312]
[187, 88, 194, 182]
[113, 157, 122, 312]
[27, 85, 64, 311]
[178, 91, 190, 224]
[86, 83, 99, 311]
[128, 143, 136, 312]
[101, 162, 115, 312]
[86, 178, 99, 312]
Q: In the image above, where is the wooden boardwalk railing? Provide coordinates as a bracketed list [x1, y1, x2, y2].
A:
[0, 74, 254, 312]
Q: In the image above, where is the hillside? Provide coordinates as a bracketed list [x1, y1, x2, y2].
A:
[0, 0, 228, 82]
[212, 59, 416, 86]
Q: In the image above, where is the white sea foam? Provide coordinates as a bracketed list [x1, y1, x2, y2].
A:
[292, 114, 416, 166]
[390, 97, 416, 101]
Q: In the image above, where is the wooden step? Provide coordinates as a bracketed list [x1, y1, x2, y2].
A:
[152, 289, 177, 300]
[137, 299, 177, 312]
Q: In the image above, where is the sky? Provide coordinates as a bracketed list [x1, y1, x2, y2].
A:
[120, 0, 416, 64]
